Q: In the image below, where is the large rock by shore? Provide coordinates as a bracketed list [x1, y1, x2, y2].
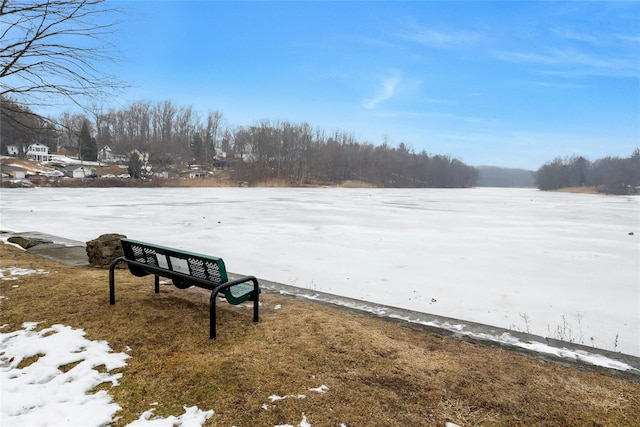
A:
[86, 233, 126, 268]
[7, 235, 53, 249]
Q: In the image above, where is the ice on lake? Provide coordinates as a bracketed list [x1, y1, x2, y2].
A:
[1, 187, 638, 356]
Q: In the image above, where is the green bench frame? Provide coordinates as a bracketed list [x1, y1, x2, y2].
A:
[109, 238, 259, 339]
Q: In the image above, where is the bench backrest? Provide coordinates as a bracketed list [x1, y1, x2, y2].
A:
[121, 238, 228, 290]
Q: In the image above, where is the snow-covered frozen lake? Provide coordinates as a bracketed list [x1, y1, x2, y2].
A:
[1, 187, 638, 356]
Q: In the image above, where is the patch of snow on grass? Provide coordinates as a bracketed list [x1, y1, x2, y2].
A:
[1, 323, 128, 427]
[268, 394, 307, 402]
[275, 413, 311, 427]
[385, 314, 640, 374]
[0, 267, 48, 281]
[0, 323, 216, 427]
[125, 406, 214, 427]
[0, 323, 525, 427]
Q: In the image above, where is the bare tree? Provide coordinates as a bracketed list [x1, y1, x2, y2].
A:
[0, 0, 125, 110]
[151, 100, 176, 146]
[174, 105, 195, 161]
[205, 110, 223, 163]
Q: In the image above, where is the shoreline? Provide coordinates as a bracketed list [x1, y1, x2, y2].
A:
[2, 229, 639, 381]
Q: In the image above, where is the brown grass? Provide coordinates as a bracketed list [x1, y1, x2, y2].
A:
[1, 242, 639, 426]
[553, 186, 602, 194]
[335, 180, 376, 188]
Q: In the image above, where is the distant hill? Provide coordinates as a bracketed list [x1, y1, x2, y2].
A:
[476, 166, 535, 187]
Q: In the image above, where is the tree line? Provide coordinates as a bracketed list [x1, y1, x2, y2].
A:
[534, 150, 640, 194]
[1, 97, 478, 188]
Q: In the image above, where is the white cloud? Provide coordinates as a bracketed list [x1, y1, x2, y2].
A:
[400, 22, 481, 48]
[362, 73, 401, 109]
[553, 29, 602, 46]
[495, 47, 639, 78]
[615, 34, 640, 43]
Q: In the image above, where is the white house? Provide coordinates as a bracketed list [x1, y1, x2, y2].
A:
[64, 165, 93, 178]
[188, 170, 210, 179]
[99, 145, 113, 162]
[26, 143, 51, 162]
[214, 147, 227, 159]
[73, 167, 93, 178]
[2, 165, 26, 179]
[99, 146, 129, 163]
[6, 144, 20, 156]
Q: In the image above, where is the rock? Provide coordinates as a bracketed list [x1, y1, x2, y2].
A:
[86, 233, 126, 268]
[7, 236, 53, 249]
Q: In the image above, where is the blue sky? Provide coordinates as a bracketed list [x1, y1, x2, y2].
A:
[72, 1, 640, 169]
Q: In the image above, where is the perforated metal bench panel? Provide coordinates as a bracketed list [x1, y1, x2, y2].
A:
[122, 238, 227, 286]
[121, 238, 255, 303]
[225, 283, 255, 305]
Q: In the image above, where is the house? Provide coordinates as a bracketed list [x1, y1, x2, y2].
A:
[99, 145, 113, 162]
[180, 167, 210, 179]
[188, 170, 210, 178]
[26, 143, 51, 162]
[240, 152, 257, 163]
[5, 144, 20, 156]
[214, 147, 227, 159]
[1, 165, 26, 180]
[64, 165, 93, 178]
[98, 146, 129, 163]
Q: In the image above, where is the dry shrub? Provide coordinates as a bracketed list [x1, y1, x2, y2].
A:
[253, 178, 294, 187]
[554, 186, 601, 194]
[337, 180, 376, 188]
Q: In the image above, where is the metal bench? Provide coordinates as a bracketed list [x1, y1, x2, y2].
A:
[109, 238, 259, 339]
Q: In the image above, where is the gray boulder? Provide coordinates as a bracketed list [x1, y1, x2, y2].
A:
[86, 233, 126, 268]
[8, 236, 53, 249]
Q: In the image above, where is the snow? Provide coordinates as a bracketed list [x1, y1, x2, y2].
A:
[0, 321, 217, 427]
[0, 267, 49, 281]
[1, 187, 637, 356]
[308, 385, 329, 393]
[0, 186, 638, 427]
[0, 322, 128, 427]
[275, 414, 311, 427]
[0, 321, 327, 427]
[125, 406, 214, 427]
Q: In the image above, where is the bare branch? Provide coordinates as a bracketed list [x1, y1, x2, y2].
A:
[0, 0, 127, 111]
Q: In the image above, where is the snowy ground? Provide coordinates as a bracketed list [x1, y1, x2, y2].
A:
[0, 319, 331, 427]
[0, 186, 638, 358]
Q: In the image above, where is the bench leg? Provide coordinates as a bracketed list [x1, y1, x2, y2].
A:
[154, 275, 160, 294]
[109, 257, 126, 305]
[253, 288, 259, 323]
[209, 292, 217, 340]
[109, 267, 116, 305]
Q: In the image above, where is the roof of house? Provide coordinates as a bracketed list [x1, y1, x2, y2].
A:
[1, 164, 27, 172]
